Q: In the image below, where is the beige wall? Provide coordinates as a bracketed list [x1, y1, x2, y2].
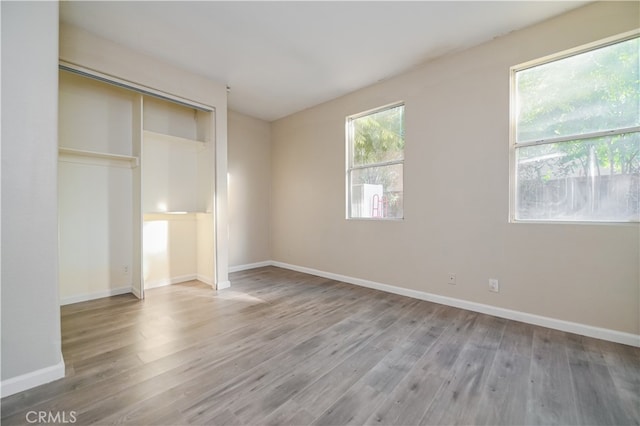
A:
[271, 1, 640, 335]
[228, 111, 272, 267]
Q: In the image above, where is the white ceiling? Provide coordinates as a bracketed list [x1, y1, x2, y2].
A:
[60, 1, 591, 122]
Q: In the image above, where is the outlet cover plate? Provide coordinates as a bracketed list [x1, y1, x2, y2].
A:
[489, 278, 499, 292]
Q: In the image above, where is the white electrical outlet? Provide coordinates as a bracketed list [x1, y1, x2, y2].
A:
[489, 278, 499, 293]
[123, 265, 129, 274]
[448, 273, 456, 285]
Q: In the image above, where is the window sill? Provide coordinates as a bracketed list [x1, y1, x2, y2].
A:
[346, 217, 404, 222]
[509, 218, 639, 226]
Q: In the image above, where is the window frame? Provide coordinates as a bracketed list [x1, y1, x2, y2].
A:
[509, 30, 640, 224]
[346, 101, 405, 221]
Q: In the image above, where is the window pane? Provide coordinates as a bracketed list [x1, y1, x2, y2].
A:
[350, 164, 403, 219]
[352, 105, 405, 166]
[515, 133, 640, 221]
[516, 37, 639, 142]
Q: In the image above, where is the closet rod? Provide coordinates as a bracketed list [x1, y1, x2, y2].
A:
[59, 62, 213, 112]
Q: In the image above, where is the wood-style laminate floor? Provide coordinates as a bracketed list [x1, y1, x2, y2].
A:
[2, 266, 639, 425]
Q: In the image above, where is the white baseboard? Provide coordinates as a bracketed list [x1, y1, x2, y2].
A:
[131, 286, 142, 299]
[216, 280, 231, 290]
[1, 359, 65, 398]
[269, 261, 640, 347]
[60, 286, 131, 306]
[144, 274, 197, 289]
[197, 274, 214, 287]
[229, 261, 272, 273]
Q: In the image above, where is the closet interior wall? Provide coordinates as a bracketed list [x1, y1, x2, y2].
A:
[58, 71, 137, 304]
[142, 96, 214, 289]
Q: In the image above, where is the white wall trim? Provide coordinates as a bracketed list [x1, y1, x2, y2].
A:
[131, 286, 142, 299]
[1, 359, 65, 398]
[144, 274, 197, 290]
[60, 286, 132, 306]
[216, 280, 231, 290]
[59, 61, 214, 111]
[197, 274, 214, 287]
[229, 261, 272, 273]
[269, 261, 640, 347]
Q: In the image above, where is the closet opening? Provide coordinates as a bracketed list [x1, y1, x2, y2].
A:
[58, 68, 217, 305]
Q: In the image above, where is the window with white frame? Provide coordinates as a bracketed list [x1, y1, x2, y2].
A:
[511, 34, 639, 222]
[347, 103, 405, 219]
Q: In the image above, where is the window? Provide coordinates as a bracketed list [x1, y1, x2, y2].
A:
[347, 103, 405, 219]
[511, 34, 639, 222]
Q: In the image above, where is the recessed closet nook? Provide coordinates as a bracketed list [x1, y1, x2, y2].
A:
[58, 69, 216, 304]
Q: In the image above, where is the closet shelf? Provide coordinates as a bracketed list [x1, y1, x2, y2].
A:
[58, 147, 139, 167]
[143, 130, 206, 147]
[143, 212, 211, 221]
[144, 211, 211, 215]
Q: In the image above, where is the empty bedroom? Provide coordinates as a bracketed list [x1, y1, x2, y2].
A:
[1, 1, 638, 425]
